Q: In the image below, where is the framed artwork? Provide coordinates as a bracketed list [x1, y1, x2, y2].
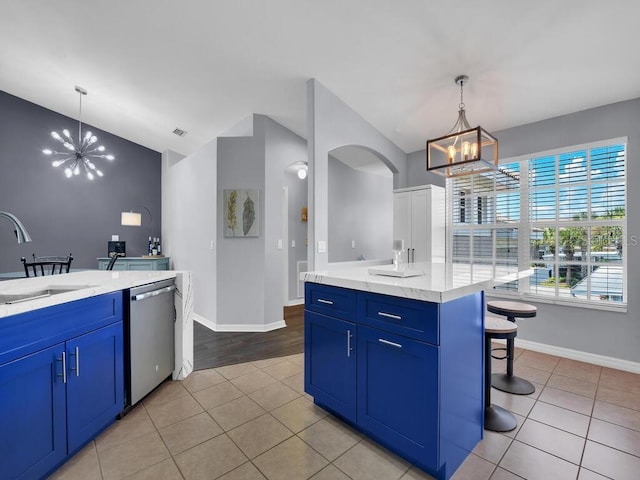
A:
[223, 189, 260, 237]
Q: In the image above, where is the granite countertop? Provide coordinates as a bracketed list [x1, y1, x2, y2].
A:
[302, 262, 533, 303]
[0, 270, 178, 319]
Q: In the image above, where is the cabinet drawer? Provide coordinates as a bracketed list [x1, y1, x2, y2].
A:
[358, 292, 439, 344]
[305, 283, 356, 321]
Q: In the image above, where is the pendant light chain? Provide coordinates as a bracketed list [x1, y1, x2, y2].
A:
[459, 77, 465, 111]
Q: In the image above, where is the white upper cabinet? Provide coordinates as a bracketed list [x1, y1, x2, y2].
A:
[393, 185, 445, 263]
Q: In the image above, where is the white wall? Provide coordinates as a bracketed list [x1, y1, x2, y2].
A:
[328, 156, 393, 262]
[162, 146, 216, 324]
[307, 79, 408, 271]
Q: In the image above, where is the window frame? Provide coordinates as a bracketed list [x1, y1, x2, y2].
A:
[447, 137, 628, 312]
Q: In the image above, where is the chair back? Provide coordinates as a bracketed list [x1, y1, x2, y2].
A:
[22, 253, 73, 277]
[106, 255, 118, 270]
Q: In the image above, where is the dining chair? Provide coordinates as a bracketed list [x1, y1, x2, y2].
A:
[22, 253, 73, 277]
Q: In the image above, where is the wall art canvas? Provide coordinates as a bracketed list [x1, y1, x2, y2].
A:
[224, 189, 260, 237]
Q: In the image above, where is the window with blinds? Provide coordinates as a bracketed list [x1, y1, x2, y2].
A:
[449, 138, 627, 306]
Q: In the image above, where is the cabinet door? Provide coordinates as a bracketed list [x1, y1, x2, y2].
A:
[357, 325, 439, 470]
[0, 344, 67, 480]
[393, 192, 412, 262]
[304, 311, 356, 422]
[410, 188, 429, 262]
[66, 322, 124, 453]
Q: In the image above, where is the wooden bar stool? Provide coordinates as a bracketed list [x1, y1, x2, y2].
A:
[484, 315, 518, 432]
[487, 300, 537, 395]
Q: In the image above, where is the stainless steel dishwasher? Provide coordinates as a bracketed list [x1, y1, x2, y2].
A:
[126, 278, 176, 406]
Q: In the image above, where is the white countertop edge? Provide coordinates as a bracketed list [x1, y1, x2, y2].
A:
[0, 270, 182, 319]
[302, 265, 533, 303]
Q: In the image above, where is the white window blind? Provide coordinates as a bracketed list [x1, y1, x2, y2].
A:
[449, 138, 627, 306]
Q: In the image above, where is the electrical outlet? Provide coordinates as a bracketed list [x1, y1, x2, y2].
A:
[291, 240, 296, 248]
[277, 239, 283, 250]
[351, 240, 356, 248]
[317, 240, 327, 253]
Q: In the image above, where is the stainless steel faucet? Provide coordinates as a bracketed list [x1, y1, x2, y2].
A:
[0, 211, 32, 243]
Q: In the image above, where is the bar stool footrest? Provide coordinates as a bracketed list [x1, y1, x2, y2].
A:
[485, 404, 518, 432]
[492, 373, 536, 395]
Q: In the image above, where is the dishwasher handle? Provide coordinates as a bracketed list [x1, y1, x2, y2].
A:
[132, 284, 176, 301]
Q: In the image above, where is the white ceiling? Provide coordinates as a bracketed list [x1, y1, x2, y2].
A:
[1, 1, 639, 158]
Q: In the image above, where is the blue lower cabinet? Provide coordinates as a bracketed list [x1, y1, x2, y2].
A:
[356, 326, 438, 471]
[0, 344, 67, 480]
[0, 292, 124, 480]
[305, 283, 483, 480]
[66, 322, 124, 453]
[304, 311, 356, 422]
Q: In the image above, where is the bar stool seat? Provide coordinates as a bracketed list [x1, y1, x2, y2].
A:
[484, 315, 518, 432]
[487, 300, 537, 395]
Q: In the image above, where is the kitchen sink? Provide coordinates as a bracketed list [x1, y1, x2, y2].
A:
[0, 285, 95, 304]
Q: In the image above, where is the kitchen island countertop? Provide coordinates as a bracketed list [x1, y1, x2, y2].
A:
[302, 262, 532, 303]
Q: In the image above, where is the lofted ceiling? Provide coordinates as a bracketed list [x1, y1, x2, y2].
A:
[1, 1, 639, 158]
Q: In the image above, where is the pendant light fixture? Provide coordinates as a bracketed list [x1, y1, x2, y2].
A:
[426, 75, 498, 177]
[42, 86, 115, 180]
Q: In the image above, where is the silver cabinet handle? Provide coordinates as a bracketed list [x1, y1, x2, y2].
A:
[378, 311, 402, 320]
[57, 351, 67, 384]
[69, 347, 80, 376]
[132, 284, 176, 301]
[407, 250, 410, 263]
[412, 248, 415, 263]
[379, 338, 403, 348]
[317, 298, 334, 305]
[347, 330, 352, 357]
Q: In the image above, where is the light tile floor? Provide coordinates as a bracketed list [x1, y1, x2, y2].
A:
[51, 348, 640, 480]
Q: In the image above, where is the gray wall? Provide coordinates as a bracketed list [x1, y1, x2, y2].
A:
[328, 156, 393, 262]
[409, 97, 640, 364]
[165, 113, 308, 328]
[406, 150, 446, 189]
[307, 79, 408, 271]
[217, 129, 266, 328]
[262, 116, 308, 323]
[0, 91, 161, 273]
[284, 171, 307, 301]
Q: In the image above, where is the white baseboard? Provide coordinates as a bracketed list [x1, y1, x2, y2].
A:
[285, 299, 304, 307]
[194, 314, 287, 333]
[495, 338, 640, 374]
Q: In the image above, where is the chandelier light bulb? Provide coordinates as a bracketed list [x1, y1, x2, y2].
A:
[447, 145, 457, 162]
[462, 141, 471, 160]
[43, 87, 114, 180]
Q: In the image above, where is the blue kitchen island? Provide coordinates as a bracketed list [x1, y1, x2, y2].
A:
[302, 262, 528, 480]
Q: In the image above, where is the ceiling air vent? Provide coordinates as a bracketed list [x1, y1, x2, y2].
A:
[172, 128, 188, 137]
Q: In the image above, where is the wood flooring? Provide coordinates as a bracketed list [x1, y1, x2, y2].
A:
[193, 306, 304, 370]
